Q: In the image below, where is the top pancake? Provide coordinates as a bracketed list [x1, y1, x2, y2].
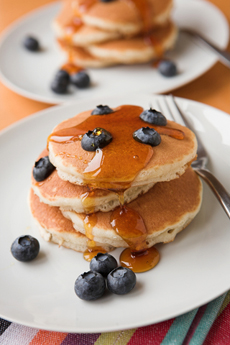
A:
[48, 104, 197, 190]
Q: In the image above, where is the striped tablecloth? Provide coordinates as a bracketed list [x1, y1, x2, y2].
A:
[1, 291, 230, 345]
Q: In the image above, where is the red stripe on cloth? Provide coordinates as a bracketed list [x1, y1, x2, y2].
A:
[29, 330, 68, 345]
[183, 305, 207, 344]
[203, 302, 230, 344]
[127, 319, 174, 345]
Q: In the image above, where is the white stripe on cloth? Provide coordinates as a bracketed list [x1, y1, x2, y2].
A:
[0, 323, 38, 345]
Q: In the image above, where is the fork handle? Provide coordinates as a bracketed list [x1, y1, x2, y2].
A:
[184, 30, 230, 69]
[194, 168, 230, 219]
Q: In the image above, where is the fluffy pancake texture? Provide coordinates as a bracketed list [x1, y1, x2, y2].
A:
[52, 0, 177, 67]
[32, 149, 155, 213]
[62, 167, 203, 248]
[48, 105, 197, 189]
[29, 189, 114, 252]
[54, 0, 173, 38]
[58, 21, 177, 67]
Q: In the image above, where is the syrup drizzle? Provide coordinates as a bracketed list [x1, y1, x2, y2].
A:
[71, 0, 165, 56]
[47, 105, 185, 271]
[61, 62, 83, 75]
[47, 105, 184, 190]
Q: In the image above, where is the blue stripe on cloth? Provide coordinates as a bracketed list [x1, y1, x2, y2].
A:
[161, 308, 198, 345]
[0, 319, 11, 336]
[188, 292, 227, 345]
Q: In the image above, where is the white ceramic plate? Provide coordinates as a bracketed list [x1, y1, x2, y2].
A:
[0, 94, 230, 333]
[0, 0, 229, 104]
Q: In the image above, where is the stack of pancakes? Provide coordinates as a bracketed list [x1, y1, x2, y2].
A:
[52, 0, 178, 67]
[29, 104, 202, 260]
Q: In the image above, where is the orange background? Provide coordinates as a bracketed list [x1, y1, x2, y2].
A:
[0, 0, 229, 131]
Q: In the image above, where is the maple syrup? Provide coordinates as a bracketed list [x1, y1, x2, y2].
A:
[120, 247, 160, 273]
[46, 104, 186, 270]
[61, 62, 83, 75]
[83, 247, 107, 261]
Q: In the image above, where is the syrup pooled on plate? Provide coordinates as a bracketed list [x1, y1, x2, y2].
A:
[111, 201, 160, 273]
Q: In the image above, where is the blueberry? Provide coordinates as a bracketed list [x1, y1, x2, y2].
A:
[81, 127, 113, 151]
[90, 253, 118, 277]
[100, 0, 116, 2]
[11, 235, 40, 262]
[33, 156, 55, 182]
[107, 267, 136, 295]
[158, 60, 177, 77]
[50, 70, 70, 94]
[23, 36, 40, 51]
[55, 70, 70, 83]
[51, 78, 68, 94]
[133, 127, 161, 146]
[74, 271, 106, 300]
[140, 108, 167, 126]
[91, 105, 113, 115]
[70, 71, 90, 88]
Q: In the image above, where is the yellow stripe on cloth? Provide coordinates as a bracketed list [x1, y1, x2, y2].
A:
[217, 290, 230, 317]
[94, 329, 136, 345]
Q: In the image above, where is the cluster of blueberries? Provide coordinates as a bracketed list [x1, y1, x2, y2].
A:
[51, 69, 91, 94]
[75, 253, 136, 300]
[23, 35, 91, 94]
[10, 236, 136, 301]
[81, 105, 167, 152]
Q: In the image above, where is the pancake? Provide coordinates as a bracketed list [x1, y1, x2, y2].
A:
[52, 0, 121, 46]
[62, 167, 203, 249]
[32, 149, 154, 213]
[58, 21, 177, 67]
[71, 0, 173, 36]
[57, 39, 119, 68]
[29, 189, 114, 252]
[48, 104, 197, 190]
[87, 21, 177, 65]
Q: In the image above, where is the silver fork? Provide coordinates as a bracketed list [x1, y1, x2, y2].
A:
[156, 95, 230, 219]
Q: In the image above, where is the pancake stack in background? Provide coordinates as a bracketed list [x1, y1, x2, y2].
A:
[52, 0, 178, 67]
[29, 104, 202, 272]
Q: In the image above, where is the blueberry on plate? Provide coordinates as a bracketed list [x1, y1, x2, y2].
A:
[90, 253, 118, 277]
[107, 267, 136, 295]
[158, 60, 177, 77]
[133, 127, 161, 146]
[70, 71, 90, 88]
[33, 156, 55, 182]
[81, 127, 113, 151]
[74, 271, 106, 300]
[55, 70, 70, 84]
[51, 70, 70, 94]
[140, 108, 167, 126]
[11, 235, 40, 262]
[23, 36, 40, 51]
[91, 105, 113, 115]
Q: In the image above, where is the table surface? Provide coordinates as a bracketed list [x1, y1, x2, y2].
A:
[0, 0, 230, 343]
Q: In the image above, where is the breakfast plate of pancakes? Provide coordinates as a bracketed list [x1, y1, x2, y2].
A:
[0, 94, 230, 333]
[0, 0, 229, 104]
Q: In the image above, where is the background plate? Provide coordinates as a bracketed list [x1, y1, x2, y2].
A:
[0, 0, 229, 104]
[0, 94, 230, 333]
